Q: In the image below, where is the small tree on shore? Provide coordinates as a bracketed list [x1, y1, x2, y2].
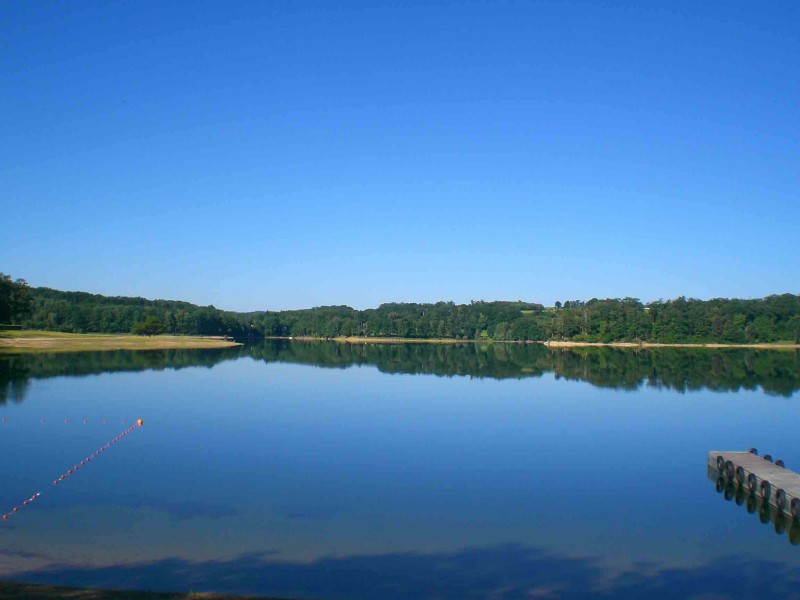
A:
[132, 316, 166, 336]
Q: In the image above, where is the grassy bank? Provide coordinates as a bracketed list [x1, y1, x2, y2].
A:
[0, 580, 294, 600]
[0, 331, 242, 353]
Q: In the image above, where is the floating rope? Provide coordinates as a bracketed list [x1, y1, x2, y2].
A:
[1, 418, 129, 425]
[1, 493, 41, 521]
[1, 419, 144, 523]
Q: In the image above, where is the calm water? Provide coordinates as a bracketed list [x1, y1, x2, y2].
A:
[1, 342, 800, 599]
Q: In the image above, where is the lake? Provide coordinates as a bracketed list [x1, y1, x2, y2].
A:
[2, 342, 800, 599]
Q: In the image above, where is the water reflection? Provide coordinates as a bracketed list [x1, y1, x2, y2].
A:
[0, 348, 242, 404]
[249, 341, 800, 396]
[9, 543, 800, 600]
[708, 467, 800, 546]
[3, 343, 800, 598]
[3, 342, 799, 403]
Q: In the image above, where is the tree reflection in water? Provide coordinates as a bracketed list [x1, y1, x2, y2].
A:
[3, 342, 799, 404]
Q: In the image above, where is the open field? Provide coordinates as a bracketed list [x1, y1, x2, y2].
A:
[0, 331, 242, 353]
[0, 581, 292, 600]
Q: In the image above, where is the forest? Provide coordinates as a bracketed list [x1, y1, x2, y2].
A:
[2, 273, 799, 344]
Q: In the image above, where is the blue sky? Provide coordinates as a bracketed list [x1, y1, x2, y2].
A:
[2, 1, 798, 311]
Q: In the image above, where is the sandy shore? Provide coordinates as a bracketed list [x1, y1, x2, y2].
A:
[267, 336, 472, 344]
[335, 336, 469, 344]
[270, 336, 800, 349]
[0, 331, 242, 353]
[543, 341, 800, 350]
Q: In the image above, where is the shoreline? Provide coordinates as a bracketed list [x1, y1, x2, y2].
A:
[2, 332, 796, 351]
[0, 580, 291, 599]
[542, 341, 800, 349]
[268, 336, 800, 350]
[278, 336, 473, 344]
[0, 331, 242, 353]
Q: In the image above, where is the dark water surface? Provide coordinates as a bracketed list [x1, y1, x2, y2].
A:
[1, 342, 799, 599]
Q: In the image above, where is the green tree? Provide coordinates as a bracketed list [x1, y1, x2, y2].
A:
[165, 311, 178, 334]
[132, 316, 166, 336]
[789, 315, 800, 343]
[0, 273, 32, 324]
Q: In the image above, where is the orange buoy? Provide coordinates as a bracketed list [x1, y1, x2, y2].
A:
[136, 418, 144, 426]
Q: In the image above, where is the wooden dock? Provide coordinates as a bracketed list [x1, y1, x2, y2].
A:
[707, 465, 800, 545]
[708, 450, 800, 520]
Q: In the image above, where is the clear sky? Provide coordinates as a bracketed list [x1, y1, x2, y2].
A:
[2, 1, 798, 311]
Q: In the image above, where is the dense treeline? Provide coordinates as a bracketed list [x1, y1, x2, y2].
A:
[4, 341, 799, 402]
[548, 295, 800, 343]
[258, 301, 547, 340]
[6, 275, 800, 343]
[22, 287, 252, 336]
[256, 296, 800, 343]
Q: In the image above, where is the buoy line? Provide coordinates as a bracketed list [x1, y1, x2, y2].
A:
[1, 419, 144, 523]
[1, 418, 133, 425]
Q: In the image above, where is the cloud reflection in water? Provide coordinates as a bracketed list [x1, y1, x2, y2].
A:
[8, 544, 800, 600]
